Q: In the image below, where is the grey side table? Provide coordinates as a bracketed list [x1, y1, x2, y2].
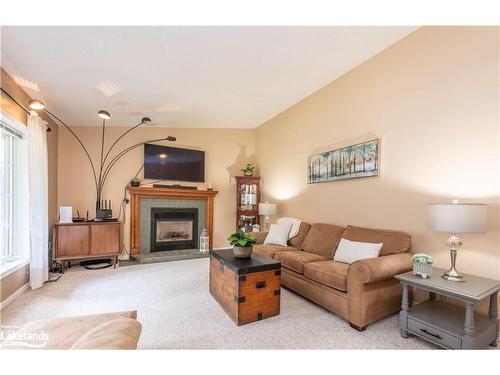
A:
[395, 268, 500, 350]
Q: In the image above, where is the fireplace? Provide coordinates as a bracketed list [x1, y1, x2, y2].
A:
[150, 208, 198, 252]
[127, 186, 217, 254]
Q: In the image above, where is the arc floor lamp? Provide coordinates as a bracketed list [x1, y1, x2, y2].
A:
[27, 98, 176, 211]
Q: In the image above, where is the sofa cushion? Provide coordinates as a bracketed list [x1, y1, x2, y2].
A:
[248, 231, 267, 244]
[342, 225, 411, 256]
[288, 222, 311, 249]
[250, 222, 311, 248]
[70, 318, 142, 350]
[275, 250, 328, 274]
[301, 223, 345, 258]
[253, 244, 298, 259]
[303, 261, 350, 291]
[0, 310, 138, 350]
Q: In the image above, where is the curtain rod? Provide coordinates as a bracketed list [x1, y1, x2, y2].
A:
[0, 87, 52, 132]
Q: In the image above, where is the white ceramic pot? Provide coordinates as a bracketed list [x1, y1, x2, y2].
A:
[233, 246, 253, 258]
[413, 262, 433, 279]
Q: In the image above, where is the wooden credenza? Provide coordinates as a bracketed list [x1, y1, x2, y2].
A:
[53, 221, 122, 272]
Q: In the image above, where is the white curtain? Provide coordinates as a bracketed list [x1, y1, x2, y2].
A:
[28, 113, 49, 290]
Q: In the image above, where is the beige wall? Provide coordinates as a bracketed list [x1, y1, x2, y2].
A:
[256, 27, 500, 284]
[1, 68, 58, 302]
[57, 126, 256, 249]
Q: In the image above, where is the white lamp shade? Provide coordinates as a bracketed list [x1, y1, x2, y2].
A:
[428, 203, 487, 233]
[259, 202, 276, 216]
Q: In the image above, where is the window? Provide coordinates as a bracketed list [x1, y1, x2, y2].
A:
[0, 119, 27, 266]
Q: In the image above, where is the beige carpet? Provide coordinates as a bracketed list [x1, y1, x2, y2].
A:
[1, 258, 438, 349]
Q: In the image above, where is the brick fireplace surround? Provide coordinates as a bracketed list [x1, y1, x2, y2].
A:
[127, 186, 218, 254]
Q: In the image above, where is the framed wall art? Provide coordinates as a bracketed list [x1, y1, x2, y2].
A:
[308, 139, 379, 183]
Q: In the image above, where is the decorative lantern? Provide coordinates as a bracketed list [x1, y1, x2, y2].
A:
[200, 228, 209, 252]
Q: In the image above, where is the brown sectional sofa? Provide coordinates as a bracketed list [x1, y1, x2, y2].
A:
[251, 222, 412, 330]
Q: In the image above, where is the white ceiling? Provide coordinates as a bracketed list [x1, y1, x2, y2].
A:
[1, 26, 417, 128]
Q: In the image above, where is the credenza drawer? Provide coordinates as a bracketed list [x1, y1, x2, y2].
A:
[408, 318, 461, 349]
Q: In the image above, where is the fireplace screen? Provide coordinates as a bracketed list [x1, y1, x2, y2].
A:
[150, 208, 198, 252]
[156, 220, 193, 242]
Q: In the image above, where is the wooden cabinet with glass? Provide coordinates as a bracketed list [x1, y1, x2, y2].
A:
[235, 176, 260, 232]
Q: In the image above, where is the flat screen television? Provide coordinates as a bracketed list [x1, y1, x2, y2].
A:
[144, 144, 205, 182]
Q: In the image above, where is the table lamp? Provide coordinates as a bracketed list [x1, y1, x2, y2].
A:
[427, 201, 487, 281]
[258, 201, 277, 231]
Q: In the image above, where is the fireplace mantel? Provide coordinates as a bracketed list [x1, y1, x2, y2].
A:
[127, 186, 218, 254]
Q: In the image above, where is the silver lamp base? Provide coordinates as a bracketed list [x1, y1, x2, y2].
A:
[442, 234, 464, 282]
[264, 216, 271, 231]
[442, 266, 464, 282]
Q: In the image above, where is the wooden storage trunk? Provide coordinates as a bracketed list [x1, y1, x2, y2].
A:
[209, 249, 281, 326]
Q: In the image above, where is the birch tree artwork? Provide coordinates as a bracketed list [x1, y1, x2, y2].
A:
[308, 139, 379, 183]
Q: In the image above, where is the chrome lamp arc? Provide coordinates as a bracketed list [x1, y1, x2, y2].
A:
[427, 201, 487, 281]
[28, 99, 176, 211]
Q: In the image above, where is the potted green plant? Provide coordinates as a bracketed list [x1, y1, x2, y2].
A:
[241, 163, 255, 176]
[130, 177, 141, 187]
[227, 229, 256, 258]
[412, 253, 434, 279]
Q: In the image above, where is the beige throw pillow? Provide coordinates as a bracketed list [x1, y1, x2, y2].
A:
[264, 223, 292, 247]
[333, 238, 383, 264]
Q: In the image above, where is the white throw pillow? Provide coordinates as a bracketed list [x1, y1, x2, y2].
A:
[264, 223, 293, 247]
[333, 238, 383, 264]
[277, 217, 302, 239]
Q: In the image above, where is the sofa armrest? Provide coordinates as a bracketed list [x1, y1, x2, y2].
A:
[248, 231, 268, 244]
[347, 253, 412, 329]
[348, 252, 413, 284]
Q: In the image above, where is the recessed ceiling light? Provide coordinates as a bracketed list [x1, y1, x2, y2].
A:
[96, 80, 122, 97]
[12, 74, 40, 91]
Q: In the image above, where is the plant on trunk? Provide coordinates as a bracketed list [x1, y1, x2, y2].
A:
[227, 229, 256, 247]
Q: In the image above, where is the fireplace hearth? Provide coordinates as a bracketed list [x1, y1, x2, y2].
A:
[150, 208, 198, 252]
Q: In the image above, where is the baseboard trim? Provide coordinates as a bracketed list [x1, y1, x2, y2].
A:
[1, 283, 30, 311]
